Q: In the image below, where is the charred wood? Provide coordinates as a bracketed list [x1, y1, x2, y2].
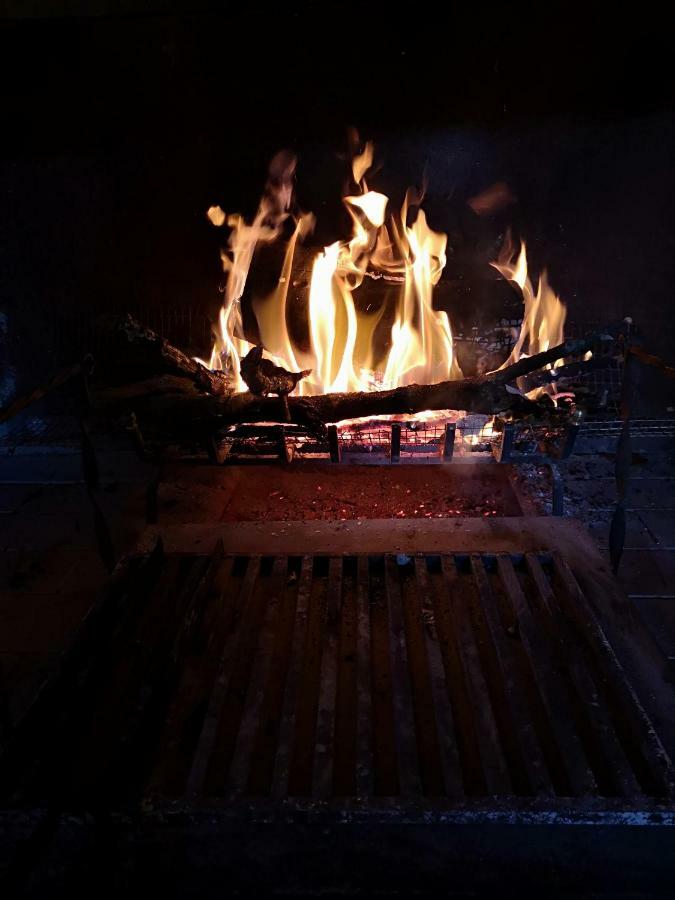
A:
[113, 315, 233, 397]
[94, 318, 619, 436]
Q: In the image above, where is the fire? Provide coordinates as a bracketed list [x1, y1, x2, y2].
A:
[470, 417, 496, 446]
[382, 199, 460, 388]
[491, 232, 567, 399]
[196, 152, 306, 390]
[200, 144, 567, 412]
[200, 142, 461, 396]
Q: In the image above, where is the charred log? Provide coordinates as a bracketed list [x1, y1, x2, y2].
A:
[92, 315, 622, 444]
[239, 345, 311, 396]
[113, 315, 233, 397]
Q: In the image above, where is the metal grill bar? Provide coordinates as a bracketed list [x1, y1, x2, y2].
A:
[385, 555, 422, 798]
[495, 555, 597, 796]
[313, 557, 342, 798]
[470, 555, 554, 797]
[526, 553, 637, 798]
[440, 555, 512, 795]
[208, 419, 589, 477]
[552, 554, 674, 799]
[355, 556, 373, 798]
[187, 555, 261, 797]
[413, 556, 463, 797]
[272, 555, 313, 799]
[227, 556, 286, 795]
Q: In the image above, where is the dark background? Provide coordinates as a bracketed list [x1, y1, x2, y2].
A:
[0, 1, 673, 408]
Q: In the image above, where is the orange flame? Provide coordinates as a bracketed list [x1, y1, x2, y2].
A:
[195, 152, 303, 390]
[491, 232, 566, 399]
[200, 149, 567, 412]
[202, 142, 461, 396]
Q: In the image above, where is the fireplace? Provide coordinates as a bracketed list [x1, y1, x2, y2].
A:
[2, 4, 675, 896]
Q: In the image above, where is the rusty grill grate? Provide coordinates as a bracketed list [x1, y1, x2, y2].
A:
[4, 543, 671, 811]
[180, 551, 673, 804]
[214, 419, 580, 465]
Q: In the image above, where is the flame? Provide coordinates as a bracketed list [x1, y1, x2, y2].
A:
[201, 142, 461, 397]
[195, 152, 301, 390]
[491, 232, 566, 399]
[470, 416, 496, 446]
[206, 205, 226, 227]
[200, 149, 568, 414]
[382, 200, 461, 388]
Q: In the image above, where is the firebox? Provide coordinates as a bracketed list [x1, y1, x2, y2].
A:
[1, 4, 675, 896]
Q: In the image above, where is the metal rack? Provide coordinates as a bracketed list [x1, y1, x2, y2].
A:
[208, 418, 580, 515]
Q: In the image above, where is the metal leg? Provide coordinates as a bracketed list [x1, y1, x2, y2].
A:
[275, 425, 293, 463]
[390, 423, 401, 463]
[557, 423, 580, 460]
[494, 423, 515, 463]
[548, 463, 564, 516]
[206, 435, 228, 464]
[443, 423, 455, 461]
[327, 424, 341, 463]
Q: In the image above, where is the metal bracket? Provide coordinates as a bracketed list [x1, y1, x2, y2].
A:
[547, 463, 565, 516]
[442, 423, 456, 461]
[494, 423, 515, 463]
[327, 425, 341, 463]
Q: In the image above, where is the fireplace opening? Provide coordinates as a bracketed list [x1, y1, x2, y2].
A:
[1, 4, 675, 896]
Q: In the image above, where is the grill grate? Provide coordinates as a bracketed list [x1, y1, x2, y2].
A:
[580, 418, 675, 437]
[5, 544, 671, 810]
[214, 418, 580, 464]
[180, 552, 672, 803]
[566, 320, 625, 418]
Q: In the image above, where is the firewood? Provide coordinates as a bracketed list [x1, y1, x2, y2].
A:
[239, 345, 312, 396]
[95, 317, 619, 436]
[115, 315, 233, 397]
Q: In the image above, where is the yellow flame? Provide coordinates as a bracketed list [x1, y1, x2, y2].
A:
[200, 150, 568, 413]
[251, 212, 315, 389]
[345, 191, 388, 228]
[382, 204, 461, 387]
[470, 417, 496, 445]
[202, 142, 462, 398]
[196, 156, 299, 389]
[206, 205, 226, 227]
[491, 233, 566, 399]
[352, 142, 374, 186]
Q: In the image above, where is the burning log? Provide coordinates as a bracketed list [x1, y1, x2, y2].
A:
[113, 315, 233, 397]
[93, 373, 532, 444]
[186, 335, 597, 427]
[94, 317, 608, 439]
[239, 345, 312, 422]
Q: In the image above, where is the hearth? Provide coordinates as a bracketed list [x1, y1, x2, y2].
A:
[2, 5, 675, 895]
